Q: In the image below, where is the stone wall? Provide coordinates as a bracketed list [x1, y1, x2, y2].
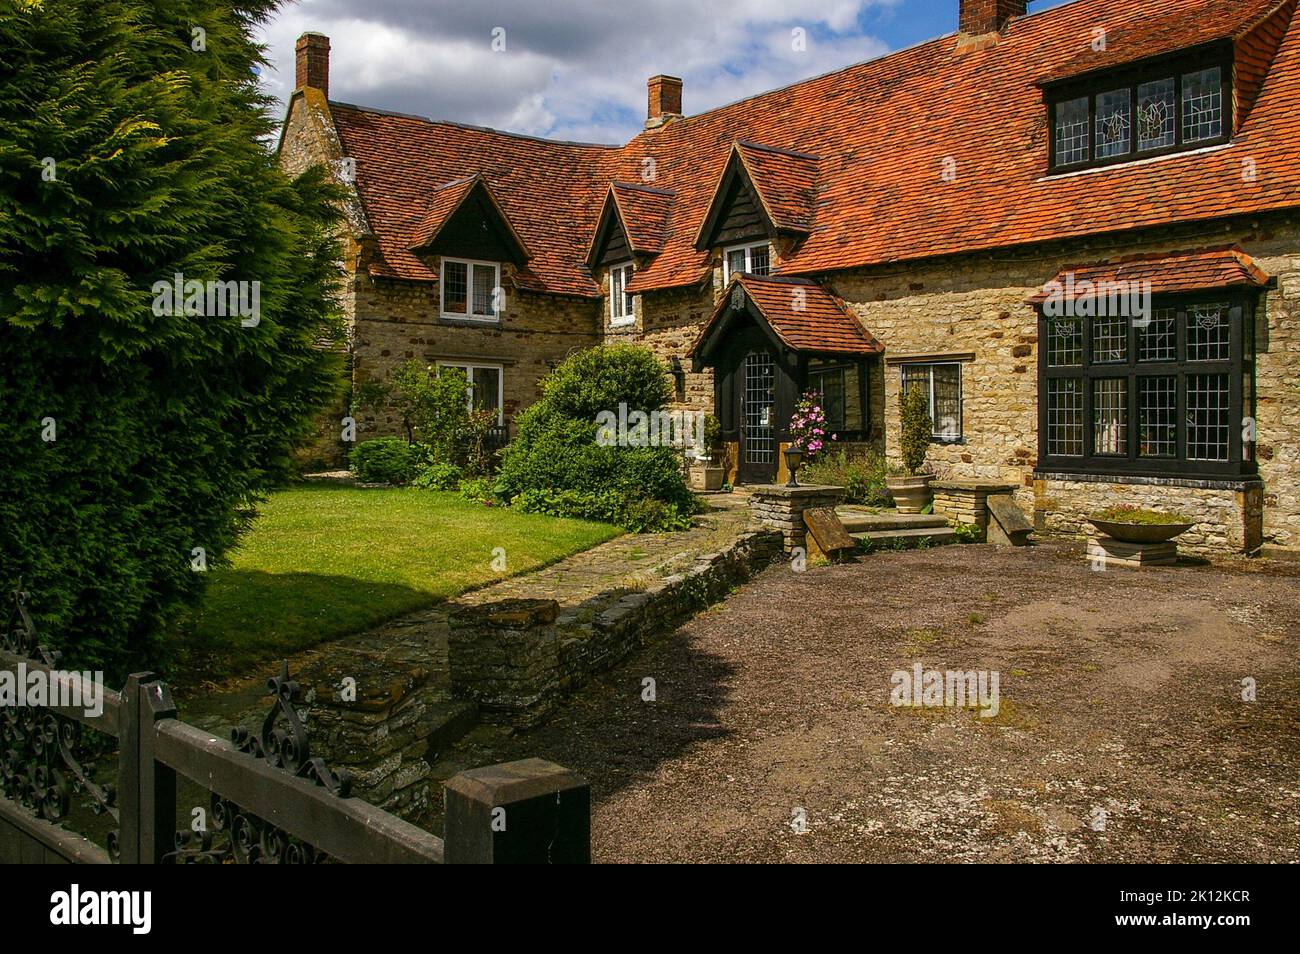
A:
[447, 528, 782, 727]
[1033, 473, 1265, 556]
[748, 484, 845, 553]
[932, 480, 1019, 536]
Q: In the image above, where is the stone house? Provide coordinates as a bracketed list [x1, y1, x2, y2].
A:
[278, 0, 1300, 556]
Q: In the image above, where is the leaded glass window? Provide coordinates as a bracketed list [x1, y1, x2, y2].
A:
[1095, 88, 1131, 159]
[1054, 96, 1090, 166]
[1137, 78, 1175, 150]
[1182, 67, 1223, 143]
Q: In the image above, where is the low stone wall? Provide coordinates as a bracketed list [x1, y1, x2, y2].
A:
[932, 480, 1018, 538]
[299, 659, 477, 816]
[447, 528, 782, 727]
[1033, 472, 1265, 555]
[748, 484, 845, 553]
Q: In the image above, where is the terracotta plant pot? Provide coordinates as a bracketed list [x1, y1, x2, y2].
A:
[886, 474, 934, 514]
[1089, 519, 1193, 544]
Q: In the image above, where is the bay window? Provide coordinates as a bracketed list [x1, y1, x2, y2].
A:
[1038, 296, 1255, 477]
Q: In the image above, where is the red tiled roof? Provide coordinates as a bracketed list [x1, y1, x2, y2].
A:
[1026, 246, 1273, 303]
[1037, 0, 1286, 85]
[322, 0, 1300, 298]
[406, 175, 477, 249]
[734, 141, 819, 233]
[328, 106, 614, 295]
[611, 182, 675, 254]
[690, 275, 882, 358]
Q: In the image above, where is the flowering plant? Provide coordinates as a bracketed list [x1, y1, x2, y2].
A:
[788, 390, 836, 459]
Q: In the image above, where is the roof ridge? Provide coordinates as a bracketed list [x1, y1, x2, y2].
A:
[326, 100, 621, 149]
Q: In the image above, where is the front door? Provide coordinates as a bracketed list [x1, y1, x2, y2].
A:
[739, 350, 778, 483]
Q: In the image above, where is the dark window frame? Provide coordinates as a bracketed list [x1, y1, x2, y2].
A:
[1045, 42, 1233, 174]
[1037, 291, 1257, 479]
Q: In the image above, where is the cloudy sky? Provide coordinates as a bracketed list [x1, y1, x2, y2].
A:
[257, 0, 1071, 144]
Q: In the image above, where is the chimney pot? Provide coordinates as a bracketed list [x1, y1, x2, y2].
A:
[646, 75, 683, 129]
[295, 32, 330, 98]
[959, 0, 1027, 35]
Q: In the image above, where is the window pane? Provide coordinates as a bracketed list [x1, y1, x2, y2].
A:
[901, 365, 931, 416]
[727, 249, 745, 278]
[1138, 307, 1176, 362]
[1187, 303, 1230, 361]
[1187, 373, 1230, 461]
[749, 245, 771, 276]
[1055, 96, 1090, 165]
[1182, 67, 1223, 142]
[1091, 315, 1128, 363]
[933, 365, 961, 440]
[1048, 378, 1084, 456]
[1137, 78, 1175, 150]
[1093, 379, 1128, 455]
[1095, 88, 1131, 159]
[472, 366, 501, 416]
[443, 260, 467, 314]
[1047, 316, 1083, 367]
[623, 267, 635, 317]
[471, 264, 496, 316]
[810, 369, 846, 431]
[1138, 376, 1177, 458]
[610, 266, 625, 318]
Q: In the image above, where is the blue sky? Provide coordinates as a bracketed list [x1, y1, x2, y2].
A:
[260, 0, 1075, 143]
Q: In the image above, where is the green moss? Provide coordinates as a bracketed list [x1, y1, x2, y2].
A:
[1091, 505, 1191, 525]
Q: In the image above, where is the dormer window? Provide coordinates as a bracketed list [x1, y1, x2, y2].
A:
[441, 257, 500, 322]
[723, 242, 770, 282]
[1047, 52, 1230, 173]
[609, 262, 635, 326]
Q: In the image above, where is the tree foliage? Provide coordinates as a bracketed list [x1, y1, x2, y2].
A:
[0, 0, 345, 679]
[899, 382, 932, 476]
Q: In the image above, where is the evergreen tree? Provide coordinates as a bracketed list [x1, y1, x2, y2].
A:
[0, 0, 345, 680]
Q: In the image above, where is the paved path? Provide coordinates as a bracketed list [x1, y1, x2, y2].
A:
[428, 541, 1300, 863]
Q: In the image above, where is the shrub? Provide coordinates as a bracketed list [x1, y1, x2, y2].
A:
[350, 439, 421, 485]
[412, 461, 462, 491]
[497, 345, 697, 532]
[356, 360, 470, 462]
[0, 0, 344, 680]
[789, 390, 832, 458]
[457, 476, 498, 506]
[899, 382, 932, 476]
[802, 448, 891, 506]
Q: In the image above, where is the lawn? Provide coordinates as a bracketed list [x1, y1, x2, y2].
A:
[175, 484, 619, 684]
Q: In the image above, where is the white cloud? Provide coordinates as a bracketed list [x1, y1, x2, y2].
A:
[258, 0, 902, 142]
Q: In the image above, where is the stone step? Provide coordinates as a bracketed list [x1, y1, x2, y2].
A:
[852, 526, 959, 548]
[837, 510, 949, 533]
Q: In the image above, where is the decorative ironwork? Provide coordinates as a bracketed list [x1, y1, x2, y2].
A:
[168, 661, 349, 864]
[0, 583, 119, 857]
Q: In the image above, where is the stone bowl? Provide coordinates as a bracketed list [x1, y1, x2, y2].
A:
[1088, 519, 1193, 544]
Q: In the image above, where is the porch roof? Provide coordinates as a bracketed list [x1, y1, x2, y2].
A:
[1026, 246, 1273, 305]
[689, 274, 883, 368]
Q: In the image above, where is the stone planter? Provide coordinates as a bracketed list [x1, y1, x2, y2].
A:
[689, 463, 727, 492]
[886, 474, 934, 514]
[1089, 519, 1193, 544]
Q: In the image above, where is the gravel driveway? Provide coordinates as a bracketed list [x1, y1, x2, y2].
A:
[440, 541, 1300, 863]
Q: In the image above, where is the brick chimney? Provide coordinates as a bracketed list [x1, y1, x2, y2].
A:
[295, 32, 330, 97]
[646, 75, 683, 129]
[959, 0, 1027, 35]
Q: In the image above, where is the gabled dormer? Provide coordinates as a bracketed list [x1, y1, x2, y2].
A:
[408, 173, 531, 265]
[693, 140, 818, 282]
[1038, 0, 1294, 173]
[588, 182, 675, 327]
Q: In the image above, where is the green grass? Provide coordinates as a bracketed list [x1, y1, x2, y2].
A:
[176, 485, 619, 684]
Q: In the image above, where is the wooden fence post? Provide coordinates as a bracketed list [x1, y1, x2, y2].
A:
[443, 758, 590, 864]
[118, 673, 178, 864]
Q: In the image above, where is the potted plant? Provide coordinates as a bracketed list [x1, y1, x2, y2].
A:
[1088, 506, 1194, 544]
[886, 382, 934, 514]
[690, 414, 727, 492]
